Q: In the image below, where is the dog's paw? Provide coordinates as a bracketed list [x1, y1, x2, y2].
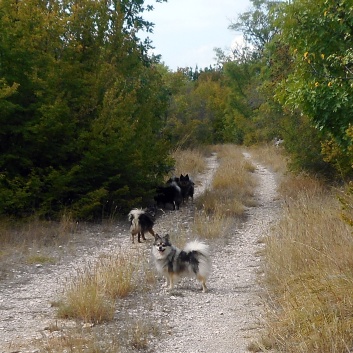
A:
[163, 285, 174, 292]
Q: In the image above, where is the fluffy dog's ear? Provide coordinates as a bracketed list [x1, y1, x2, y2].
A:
[164, 233, 170, 241]
[154, 233, 160, 240]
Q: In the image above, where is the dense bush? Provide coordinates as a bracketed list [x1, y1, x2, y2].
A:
[0, 0, 171, 219]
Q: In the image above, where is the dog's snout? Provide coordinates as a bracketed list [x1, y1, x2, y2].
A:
[157, 245, 165, 252]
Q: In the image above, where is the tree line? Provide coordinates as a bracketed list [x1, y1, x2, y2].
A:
[0, 0, 172, 219]
[164, 0, 353, 179]
[1, 0, 352, 220]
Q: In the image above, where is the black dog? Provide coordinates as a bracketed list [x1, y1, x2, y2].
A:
[178, 174, 194, 203]
[154, 181, 182, 210]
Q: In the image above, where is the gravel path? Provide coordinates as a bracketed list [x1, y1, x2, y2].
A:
[149, 152, 280, 353]
[0, 151, 281, 353]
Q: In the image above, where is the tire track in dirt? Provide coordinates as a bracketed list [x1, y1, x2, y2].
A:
[149, 152, 281, 353]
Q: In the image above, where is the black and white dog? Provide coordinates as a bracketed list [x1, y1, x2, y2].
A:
[128, 207, 156, 244]
[152, 234, 211, 292]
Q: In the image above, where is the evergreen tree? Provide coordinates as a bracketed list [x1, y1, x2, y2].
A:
[0, 0, 170, 218]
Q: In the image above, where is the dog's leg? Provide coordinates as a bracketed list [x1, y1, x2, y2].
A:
[141, 230, 147, 241]
[148, 228, 155, 238]
[138, 232, 143, 243]
[163, 276, 169, 288]
[167, 274, 175, 291]
[197, 275, 208, 293]
[131, 223, 139, 244]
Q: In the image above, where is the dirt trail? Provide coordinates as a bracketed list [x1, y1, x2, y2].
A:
[149, 152, 280, 353]
[0, 151, 281, 353]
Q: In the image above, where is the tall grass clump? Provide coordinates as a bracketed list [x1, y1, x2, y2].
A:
[194, 144, 257, 239]
[57, 249, 153, 324]
[193, 204, 232, 240]
[198, 144, 257, 215]
[171, 148, 207, 177]
[248, 143, 288, 174]
[263, 174, 353, 352]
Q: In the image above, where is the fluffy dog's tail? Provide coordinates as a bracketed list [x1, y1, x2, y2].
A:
[183, 240, 211, 279]
[183, 240, 210, 257]
[128, 208, 143, 233]
[128, 208, 143, 221]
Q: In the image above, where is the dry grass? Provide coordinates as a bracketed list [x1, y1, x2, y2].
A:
[197, 144, 257, 213]
[171, 148, 207, 177]
[193, 144, 257, 239]
[0, 214, 77, 259]
[128, 319, 159, 350]
[35, 318, 159, 353]
[27, 254, 55, 265]
[0, 214, 78, 280]
[248, 143, 288, 174]
[262, 173, 353, 352]
[193, 206, 232, 240]
[57, 249, 154, 324]
[38, 333, 104, 353]
[45, 247, 159, 352]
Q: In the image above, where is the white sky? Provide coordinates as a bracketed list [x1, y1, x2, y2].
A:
[142, 0, 252, 71]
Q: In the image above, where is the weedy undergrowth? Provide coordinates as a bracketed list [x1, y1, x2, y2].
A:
[262, 173, 353, 352]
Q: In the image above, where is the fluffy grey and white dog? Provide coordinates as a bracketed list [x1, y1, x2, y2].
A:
[152, 234, 211, 292]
